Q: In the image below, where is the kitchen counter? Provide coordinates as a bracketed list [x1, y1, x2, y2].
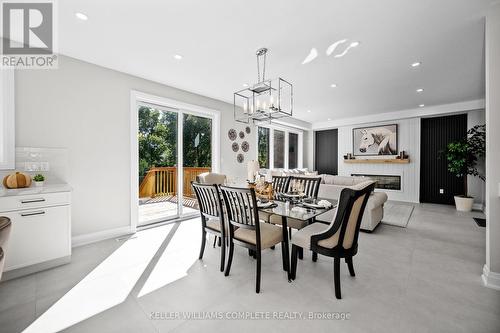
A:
[0, 183, 72, 197]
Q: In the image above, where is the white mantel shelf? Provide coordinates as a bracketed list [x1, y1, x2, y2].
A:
[344, 159, 410, 164]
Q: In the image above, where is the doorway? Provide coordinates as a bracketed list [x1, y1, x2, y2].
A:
[420, 114, 467, 204]
[131, 92, 220, 230]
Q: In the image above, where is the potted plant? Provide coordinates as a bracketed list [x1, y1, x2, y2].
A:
[443, 124, 485, 212]
[33, 174, 45, 187]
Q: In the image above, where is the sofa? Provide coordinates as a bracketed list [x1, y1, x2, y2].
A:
[316, 175, 388, 231]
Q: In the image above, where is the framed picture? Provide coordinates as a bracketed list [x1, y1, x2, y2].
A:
[352, 124, 398, 156]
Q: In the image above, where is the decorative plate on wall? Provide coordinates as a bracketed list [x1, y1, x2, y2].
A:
[237, 153, 244, 163]
[241, 141, 249, 152]
[228, 129, 237, 141]
[245, 126, 251, 134]
[239, 131, 245, 139]
[232, 142, 239, 152]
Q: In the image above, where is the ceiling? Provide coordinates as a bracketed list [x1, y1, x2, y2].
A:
[56, 0, 492, 124]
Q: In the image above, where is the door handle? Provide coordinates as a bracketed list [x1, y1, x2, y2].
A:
[20, 198, 46, 204]
[20, 211, 46, 217]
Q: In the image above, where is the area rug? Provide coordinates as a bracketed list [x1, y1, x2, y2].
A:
[381, 202, 415, 228]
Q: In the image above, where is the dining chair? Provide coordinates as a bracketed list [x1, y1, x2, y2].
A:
[0, 216, 12, 281]
[259, 175, 290, 224]
[192, 182, 226, 272]
[269, 176, 322, 245]
[220, 185, 286, 293]
[196, 172, 227, 185]
[290, 182, 375, 299]
[196, 172, 227, 246]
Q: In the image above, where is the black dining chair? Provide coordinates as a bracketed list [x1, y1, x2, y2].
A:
[269, 176, 322, 238]
[290, 182, 375, 299]
[220, 185, 287, 293]
[192, 182, 226, 272]
[259, 175, 290, 224]
[272, 175, 290, 197]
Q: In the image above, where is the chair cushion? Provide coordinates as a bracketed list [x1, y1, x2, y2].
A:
[292, 223, 329, 249]
[293, 192, 367, 250]
[269, 214, 308, 230]
[234, 222, 283, 249]
[206, 218, 223, 232]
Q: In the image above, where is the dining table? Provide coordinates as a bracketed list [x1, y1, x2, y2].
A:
[257, 197, 337, 281]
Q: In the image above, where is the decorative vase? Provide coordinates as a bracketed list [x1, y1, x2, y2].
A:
[454, 196, 474, 212]
[34, 181, 44, 187]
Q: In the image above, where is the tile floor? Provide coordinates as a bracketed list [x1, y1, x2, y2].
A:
[0, 203, 499, 332]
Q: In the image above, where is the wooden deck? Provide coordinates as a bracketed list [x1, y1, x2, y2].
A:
[139, 195, 199, 226]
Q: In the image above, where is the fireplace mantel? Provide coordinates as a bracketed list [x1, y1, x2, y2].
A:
[344, 159, 410, 164]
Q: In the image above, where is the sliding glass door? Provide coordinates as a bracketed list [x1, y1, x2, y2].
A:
[137, 104, 213, 226]
[181, 113, 212, 216]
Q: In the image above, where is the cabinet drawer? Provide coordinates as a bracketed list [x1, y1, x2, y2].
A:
[3, 205, 71, 271]
[0, 191, 71, 212]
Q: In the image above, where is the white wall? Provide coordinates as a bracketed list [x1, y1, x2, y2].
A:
[14, 55, 257, 238]
[337, 118, 421, 202]
[483, 5, 500, 290]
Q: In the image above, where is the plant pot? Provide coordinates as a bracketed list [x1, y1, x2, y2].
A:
[454, 195, 474, 212]
[34, 181, 44, 187]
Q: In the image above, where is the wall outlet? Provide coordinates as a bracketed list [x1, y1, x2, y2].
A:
[439, 189, 444, 194]
[40, 162, 50, 171]
[24, 162, 40, 171]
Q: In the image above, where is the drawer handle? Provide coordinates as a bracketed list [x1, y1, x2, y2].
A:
[20, 211, 46, 217]
[20, 198, 46, 204]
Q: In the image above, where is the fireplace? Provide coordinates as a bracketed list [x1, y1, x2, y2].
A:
[352, 174, 401, 191]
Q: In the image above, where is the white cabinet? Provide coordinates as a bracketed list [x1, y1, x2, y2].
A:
[0, 69, 15, 170]
[0, 185, 72, 279]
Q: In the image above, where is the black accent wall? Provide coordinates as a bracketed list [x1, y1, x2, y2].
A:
[315, 129, 338, 175]
[420, 114, 467, 205]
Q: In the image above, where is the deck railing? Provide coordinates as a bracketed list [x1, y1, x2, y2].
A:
[139, 167, 211, 198]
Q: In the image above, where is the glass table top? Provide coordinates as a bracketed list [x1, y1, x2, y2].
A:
[258, 198, 337, 221]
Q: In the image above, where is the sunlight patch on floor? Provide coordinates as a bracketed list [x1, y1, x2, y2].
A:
[138, 219, 201, 297]
[23, 225, 173, 333]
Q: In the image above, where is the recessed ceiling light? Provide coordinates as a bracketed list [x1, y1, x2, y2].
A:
[307, 110, 311, 113]
[334, 41, 360, 58]
[242, 83, 249, 87]
[75, 12, 88, 21]
[411, 62, 421, 67]
[173, 54, 183, 60]
[302, 48, 318, 65]
[327, 118, 332, 121]
[419, 104, 425, 108]
[416, 88, 424, 93]
[326, 39, 347, 56]
[330, 83, 337, 88]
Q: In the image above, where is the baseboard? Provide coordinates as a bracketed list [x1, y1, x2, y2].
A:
[2, 256, 71, 281]
[72, 226, 133, 248]
[472, 203, 485, 211]
[482, 264, 500, 291]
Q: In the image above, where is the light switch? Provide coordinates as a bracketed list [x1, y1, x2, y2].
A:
[439, 189, 444, 194]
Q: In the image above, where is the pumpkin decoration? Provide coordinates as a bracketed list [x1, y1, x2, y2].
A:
[2, 172, 32, 189]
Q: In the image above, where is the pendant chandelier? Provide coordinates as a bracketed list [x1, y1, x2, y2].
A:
[234, 48, 293, 124]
